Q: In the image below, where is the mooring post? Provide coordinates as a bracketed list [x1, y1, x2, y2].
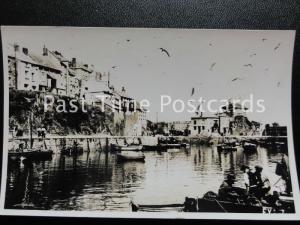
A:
[98, 139, 102, 152]
[87, 138, 90, 152]
[105, 137, 109, 152]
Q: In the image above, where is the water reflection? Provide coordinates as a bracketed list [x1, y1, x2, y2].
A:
[5, 144, 285, 211]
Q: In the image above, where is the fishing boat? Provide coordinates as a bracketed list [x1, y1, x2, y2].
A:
[242, 141, 258, 153]
[132, 194, 295, 213]
[217, 144, 237, 152]
[117, 151, 145, 162]
[195, 197, 266, 213]
[8, 103, 53, 161]
[120, 144, 143, 151]
[111, 143, 143, 151]
[158, 143, 181, 148]
[180, 142, 190, 148]
[8, 148, 53, 161]
[158, 137, 185, 149]
[110, 143, 127, 151]
[131, 202, 184, 212]
[61, 145, 84, 155]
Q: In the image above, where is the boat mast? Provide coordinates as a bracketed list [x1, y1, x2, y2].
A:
[29, 109, 33, 149]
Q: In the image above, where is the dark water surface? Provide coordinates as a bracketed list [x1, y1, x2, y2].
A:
[5, 144, 285, 211]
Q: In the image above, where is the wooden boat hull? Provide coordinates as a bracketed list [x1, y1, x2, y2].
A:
[133, 204, 184, 212]
[196, 198, 263, 213]
[132, 197, 295, 213]
[117, 152, 145, 162]
[61, 146, 83, 156]
[159, 143, 181, 149]
[8, 150, 53, 161]
[120, 145, 143, 151]
[217, 145, 237, 152]
[242, 142, 258, 153]
[142, 145, 168, 152]
[111, 144, 143, 151]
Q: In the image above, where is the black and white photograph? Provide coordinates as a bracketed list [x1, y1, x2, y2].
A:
[0, 26, 299, 219]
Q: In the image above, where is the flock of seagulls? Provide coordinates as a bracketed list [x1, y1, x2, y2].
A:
[112, 37, 283, 94]
[189, 38, 283, 103]
[206, 38, 282, 87]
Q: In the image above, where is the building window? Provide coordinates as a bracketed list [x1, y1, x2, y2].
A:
[24, 84, 29, 88]
[194, 126, 197, 130]
[202, 126, 205, 130]
[193, 120, 196, 125]
[32, 85, 36, 90]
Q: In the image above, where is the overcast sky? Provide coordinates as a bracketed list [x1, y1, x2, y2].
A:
[1, 27, 295, 125]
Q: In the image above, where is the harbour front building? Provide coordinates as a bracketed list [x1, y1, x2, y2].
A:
[7, 44, 98, 99]
[190, 101, 262, 136]
[7, 43, 147, 137]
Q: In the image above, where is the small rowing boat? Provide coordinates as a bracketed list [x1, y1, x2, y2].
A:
[117, 151, 145, 162]
[120, 144, 143, 151]
[217, 144, 237, 152]
[111, 144, 143, 151]
[242, 141, 258, 153]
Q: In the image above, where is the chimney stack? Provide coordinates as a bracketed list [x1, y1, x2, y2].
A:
[72, 58, 76, 67]
[121, 86, 126, 93]
[14, 44, 19, 52]
[43, 45, 48, 56]
[22, 47, 28, 55]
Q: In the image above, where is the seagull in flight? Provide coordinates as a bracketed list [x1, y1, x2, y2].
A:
[159, 48, 170, 57]
[231, 77, 243, 82]
[210, 62, 216, 71]
[191, 87, 195, 96]
[250, 53, 256, 57]
[274, 43, 281, 51]
[277, 81, 281, 87]
[244, 64, 253, 67]
[112, 66, 117, 69]
[262, 38, 267, 42]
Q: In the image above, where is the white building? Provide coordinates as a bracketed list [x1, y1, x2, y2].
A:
[190, 113, 219, 136]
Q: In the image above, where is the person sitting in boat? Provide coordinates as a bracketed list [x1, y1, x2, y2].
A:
[275, 154, 292, 195]
[218, 174, 246, 202]
[241, 165, 255, 195]
[252, 165, 271, 199]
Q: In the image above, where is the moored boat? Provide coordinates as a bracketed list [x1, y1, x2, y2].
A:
[117, 151, 145, 162]
[121, 144, 143, 151]
[8, 149, 53, 161]
[111, 144, 143, 151]
[217, 144, 237, 152]
[158, 143, 181, 148]
[242, 141, 258, 153]
[61, 146, 83, 156]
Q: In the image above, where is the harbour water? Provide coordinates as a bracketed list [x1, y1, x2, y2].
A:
[5, 144, 286, 211]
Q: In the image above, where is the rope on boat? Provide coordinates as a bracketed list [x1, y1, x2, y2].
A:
[273, 177, 282, 187]
[214, 199, 227, 212]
